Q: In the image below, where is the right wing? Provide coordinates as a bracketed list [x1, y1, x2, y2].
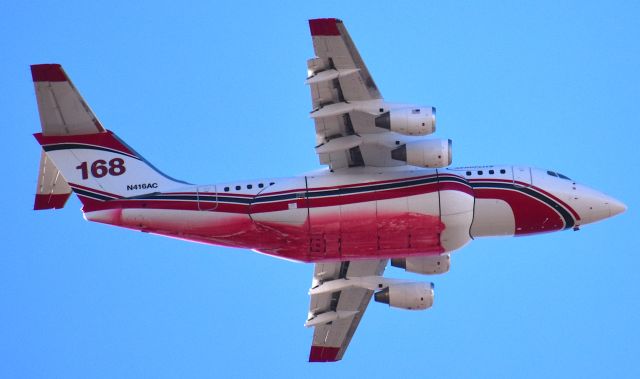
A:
[306, 259, 388, 362]
[307, 18, 381, 106]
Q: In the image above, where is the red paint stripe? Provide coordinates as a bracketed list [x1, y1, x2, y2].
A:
[33, 193, 71, 210]
[31, 64, 67, 82]
[75, 194, 108, 211]
[34, 130, 136, 157]
[533, 186, 581, 220]
[81, 180, 471, 214]
[438, 181, 474, 196]
[470, 179, 580, 220]
[309, 18, 341, 36]
[475, 188, 566, 235]
[309, 345, 340, 362]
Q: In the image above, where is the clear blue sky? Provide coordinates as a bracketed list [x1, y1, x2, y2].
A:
[2, 1, 639, 378]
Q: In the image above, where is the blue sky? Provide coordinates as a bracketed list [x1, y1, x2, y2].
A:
[2, 1, 639, 378]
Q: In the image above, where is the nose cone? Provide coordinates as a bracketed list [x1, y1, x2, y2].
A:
[572, 185, 626, 226]
[607, 197, 627, 217]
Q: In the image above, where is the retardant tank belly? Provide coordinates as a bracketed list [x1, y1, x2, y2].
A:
[248, 170, 475, 261]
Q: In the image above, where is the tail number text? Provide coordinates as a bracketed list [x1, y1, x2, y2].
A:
[76, 158, 126, 180]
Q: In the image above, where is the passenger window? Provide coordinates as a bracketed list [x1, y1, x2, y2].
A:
[489, 170, 495, 174]
[258, 183, 264, 188]
[477, 170, 483, 175]
[466, 171, 471, 176]
[235, 185, 241, 190]
[500, 169, 506, 174]
[224, 187, 229, 192]
[247, 184, 253, 189]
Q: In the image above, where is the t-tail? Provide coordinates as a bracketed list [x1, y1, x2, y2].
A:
[31, 64, 188, 211]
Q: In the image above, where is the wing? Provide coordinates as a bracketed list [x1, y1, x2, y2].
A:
[307, 19, 431, 170]
[306, 259, 387, 362]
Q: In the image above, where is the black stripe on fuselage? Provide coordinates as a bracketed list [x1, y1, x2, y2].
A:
[71, 187, 116, 201]
[94, 175, 471, 209]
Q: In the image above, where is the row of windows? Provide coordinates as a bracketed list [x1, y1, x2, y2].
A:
[223, 182, 275, 192]
[465, 169, 506, 176]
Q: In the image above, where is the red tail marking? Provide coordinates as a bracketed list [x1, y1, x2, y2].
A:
[309, 345, 340, 362]
[309, 18, 341, 36]
[33, 193, 71, 210]
[31, 64, 67, 82]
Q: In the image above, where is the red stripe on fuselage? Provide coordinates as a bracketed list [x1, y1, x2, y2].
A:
[80, 177, 469, 214]
[469, 178, 580, 221]
[474, 187, 566, 235]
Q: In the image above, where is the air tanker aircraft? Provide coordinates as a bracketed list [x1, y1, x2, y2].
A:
[32, 18, 625, 362]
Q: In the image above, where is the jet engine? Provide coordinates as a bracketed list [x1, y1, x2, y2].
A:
[391, 139, 452, 168]
[391, 255, 450, 275]
[374, 282, 434, 310]
[375, 107, 436, 136]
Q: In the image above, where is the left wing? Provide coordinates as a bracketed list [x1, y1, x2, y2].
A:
[306, 259, 387, 362]
[307, 19, 438, 171]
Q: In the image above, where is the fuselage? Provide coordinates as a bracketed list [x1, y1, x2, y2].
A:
[83, 164, 625, 263]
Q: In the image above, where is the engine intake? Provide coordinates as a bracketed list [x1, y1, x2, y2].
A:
[391, 139, 452, 168]
[374, 282, 434, 310]
[375, 107, 436, 136]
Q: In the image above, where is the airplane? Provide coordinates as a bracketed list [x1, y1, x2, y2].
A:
[31, 18, 626, 362]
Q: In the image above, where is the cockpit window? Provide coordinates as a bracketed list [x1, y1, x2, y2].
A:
[547, 170, 571, 180]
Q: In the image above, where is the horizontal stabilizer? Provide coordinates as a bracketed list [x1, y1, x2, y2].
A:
[34, 151, 72, 210]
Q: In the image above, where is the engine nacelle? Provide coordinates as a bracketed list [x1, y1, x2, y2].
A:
[374, 282, 434, 310]
[391, 255, 450, 275]
[375, 107, 436, 136]
[391, 139, 452, 168]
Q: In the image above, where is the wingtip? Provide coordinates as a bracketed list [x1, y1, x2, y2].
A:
[31, 64, 66, 82]
[308, 345, 341, 362]
[309, 18, 341, 36]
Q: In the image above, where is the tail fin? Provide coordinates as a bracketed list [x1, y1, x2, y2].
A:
[31, 64, 187, 210]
